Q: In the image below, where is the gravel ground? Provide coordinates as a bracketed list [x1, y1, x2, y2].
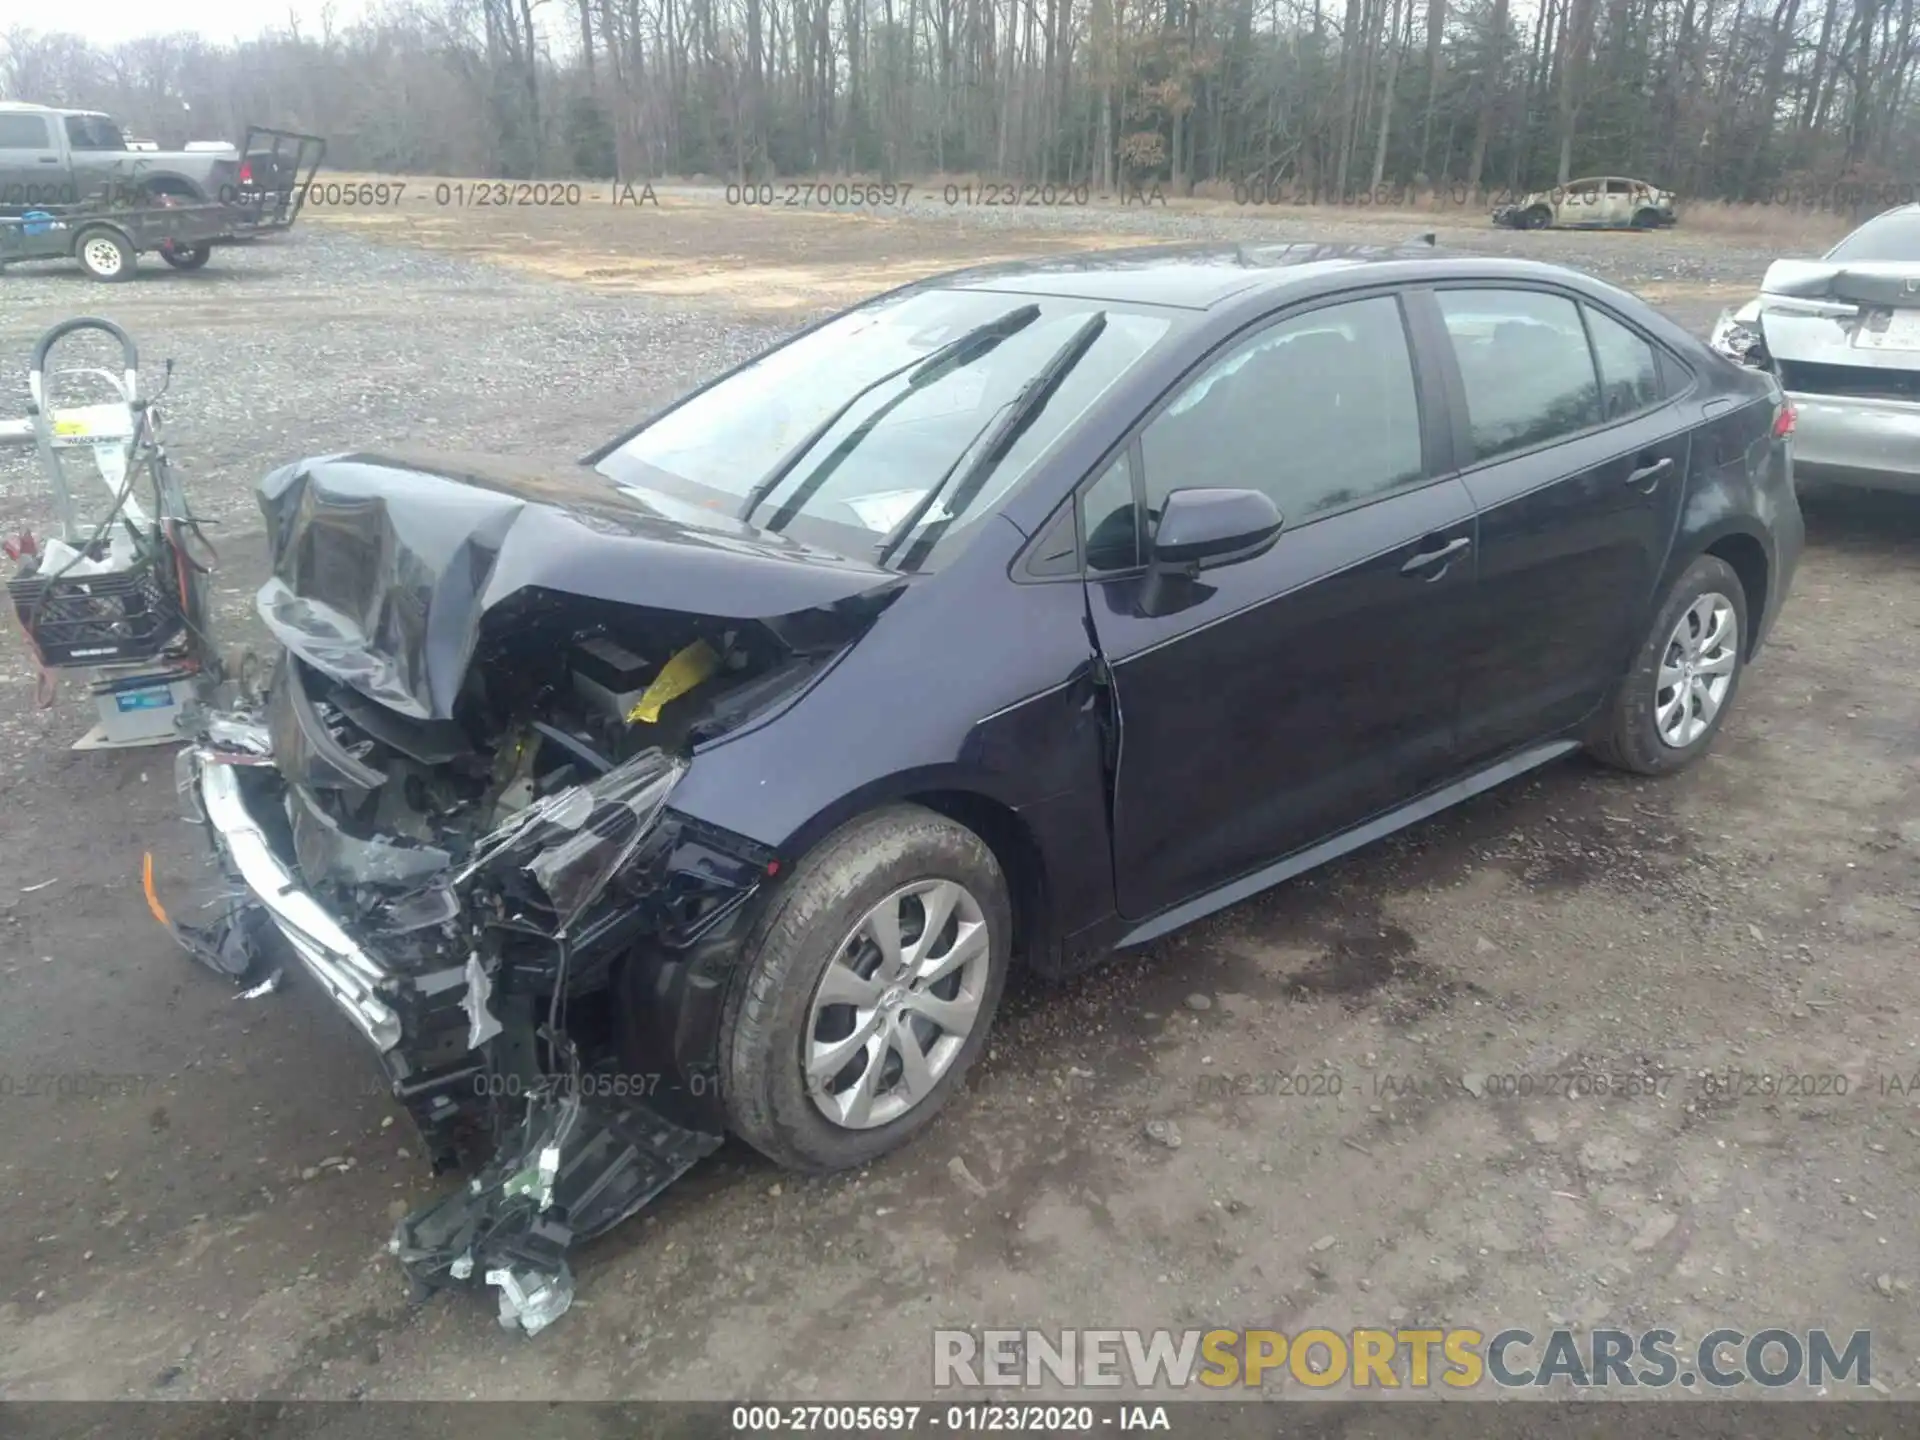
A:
[1, 210, 1918, 1406]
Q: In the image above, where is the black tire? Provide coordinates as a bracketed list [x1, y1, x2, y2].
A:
[74, 226, 135, 282]
[1631, 208, 1660, 229]
[720, 804, 1012, 1173]
[1523, 205, 1552, 229]
[1588, 554, 1750, 776]
[160, 243, 211, 271]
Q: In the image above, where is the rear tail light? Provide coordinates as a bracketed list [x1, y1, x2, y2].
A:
[238, 161, 253, 185]
[1773, 402, 1796, 439]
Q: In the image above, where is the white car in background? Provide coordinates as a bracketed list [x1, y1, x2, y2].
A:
[1493, 177, 1678, 230]
[1712, 204, 1920, 494]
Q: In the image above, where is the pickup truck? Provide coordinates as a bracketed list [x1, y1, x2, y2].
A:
[0, 102, 322, 217]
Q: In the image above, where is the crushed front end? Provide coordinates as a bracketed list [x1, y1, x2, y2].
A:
[148, 451, 894, 1335]
[170, 669, 766, 1333]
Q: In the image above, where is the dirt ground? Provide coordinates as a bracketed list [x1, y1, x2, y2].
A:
[1, 191, 1918, 1407]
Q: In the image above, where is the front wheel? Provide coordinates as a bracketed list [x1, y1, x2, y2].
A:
[1523, 206, 1552, 229]
[720, 804, 1012, 1173]
[1630, 208, 1661, 229]
[1588, 554, 1749, 776]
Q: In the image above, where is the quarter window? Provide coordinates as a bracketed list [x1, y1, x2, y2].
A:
[1584, 306, 1664, 420]
[1437, 289, 1602, 462]
[1138, 295, 1424, 528]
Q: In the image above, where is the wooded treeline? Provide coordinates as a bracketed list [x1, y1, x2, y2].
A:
[3, 0, 1917, 203]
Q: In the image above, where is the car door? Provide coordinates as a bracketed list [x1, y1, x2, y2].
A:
[1552, 180, 1589, 226]
[0, 111, 64, 207]
[1080, 290, 1480, 922]
[1423, 286, 1688, 766]
[63, 114, 134, 206]
[1604, 179, 1636, 226]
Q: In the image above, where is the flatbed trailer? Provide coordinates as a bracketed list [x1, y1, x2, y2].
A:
[1, 199, 246, 281]
[0, 126, 325, 282]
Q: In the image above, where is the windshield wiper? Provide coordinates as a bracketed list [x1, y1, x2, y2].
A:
[877, 310, 1109, 571]
[735, 303, 1042, 526]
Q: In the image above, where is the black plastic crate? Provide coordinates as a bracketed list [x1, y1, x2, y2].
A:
[8, 561, 183, 666]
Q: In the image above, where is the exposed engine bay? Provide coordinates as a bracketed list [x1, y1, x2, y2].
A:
[158, 449, 903, 1335]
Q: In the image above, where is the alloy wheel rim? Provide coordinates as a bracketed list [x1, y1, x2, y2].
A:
[84, 238, 123, 275]
[1655, 592, 1737, 748]
[803, 878, 991, 1130]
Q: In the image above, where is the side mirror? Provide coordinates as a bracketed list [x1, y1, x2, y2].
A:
[1151, 487, 1284, 569]
[1138, 488, 1283, 618]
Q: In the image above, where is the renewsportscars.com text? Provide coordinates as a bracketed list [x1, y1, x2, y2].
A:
[933, 1327, 1873, 1391]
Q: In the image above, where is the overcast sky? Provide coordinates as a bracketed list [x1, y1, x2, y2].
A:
[49, 0, 377, 47]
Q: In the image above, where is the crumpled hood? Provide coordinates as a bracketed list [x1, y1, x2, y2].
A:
[257, 450, 900, 720]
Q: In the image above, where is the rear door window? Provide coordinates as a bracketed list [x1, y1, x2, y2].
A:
[1436, 289, 1602, 462]
[63, 115, 125, 151]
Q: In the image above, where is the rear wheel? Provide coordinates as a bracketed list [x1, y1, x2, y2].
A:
[75, 227, 135, 282]
[1589, 554, 1749, 776]
[160, 243, 211, 271]
[720, 804, 1011, 1173]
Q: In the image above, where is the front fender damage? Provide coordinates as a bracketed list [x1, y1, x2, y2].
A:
[158, 720, 767, 1336]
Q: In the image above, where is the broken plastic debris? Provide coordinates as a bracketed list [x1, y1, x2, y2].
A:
[204, 714, 272, 759]
[487, 1263, 574, 1337]
[388, 1093, 722, 1331]
[171, 902, 272, 984]
[463, 952, 504, 1049]
[625, 639, 718, 724]
[237, 970, 283, 1000]
[21, 879, 55, 893]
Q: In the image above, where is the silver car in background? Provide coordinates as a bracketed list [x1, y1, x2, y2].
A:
[1712, 205, 1920, 494]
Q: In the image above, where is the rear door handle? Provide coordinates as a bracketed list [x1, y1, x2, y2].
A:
[1401, 535, 1471, 576]
[1627, 456, 1674, 489]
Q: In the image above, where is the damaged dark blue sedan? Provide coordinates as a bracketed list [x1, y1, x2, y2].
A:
[159, 241, 1802, 1333]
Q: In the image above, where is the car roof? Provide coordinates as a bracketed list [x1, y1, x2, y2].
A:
[0, 101, 102, 118]
[929, 240, 1630, 311]
[933, 240, 1462, 309]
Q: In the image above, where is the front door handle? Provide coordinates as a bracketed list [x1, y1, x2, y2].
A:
[1627, 456, 1674, 489]
[1401, 535, 1471, 576]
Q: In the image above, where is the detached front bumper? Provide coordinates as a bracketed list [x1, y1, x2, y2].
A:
[190, 755, 401, 1050]
[1491, 205, 1526, 228]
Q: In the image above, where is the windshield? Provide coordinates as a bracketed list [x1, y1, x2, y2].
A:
[593, 288, 1172, 570]
[1826, 210, 1920, 263]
